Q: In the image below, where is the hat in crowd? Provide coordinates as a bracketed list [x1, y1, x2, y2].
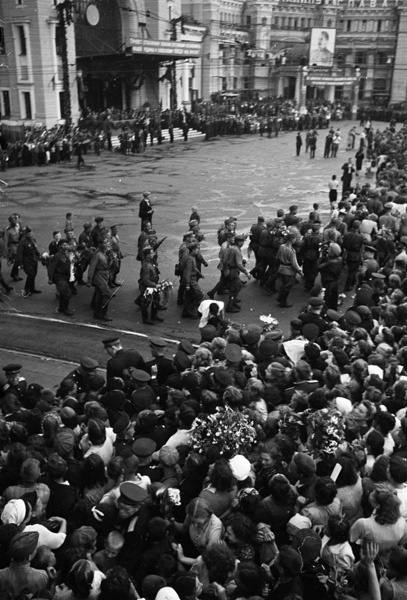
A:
[79, 357, 99, 371]
[132, 437, 157, 457]
[131, 369, 151, 383]
[241, 324, 262, 346]
[384, 202, 393, 209]
[70, 526, 97, 548]
[259, 340, 277, 358]
[47, 453, 67, 479]
[178, 339, 195, 355]
[54, 429, 75, 457]
[364, 245, 377, 254]
[155, 587, 181, 600]
[372, 272, 386, 280]
[183, 231, 195, 239]
[288, 514, 312, 531]
[225, 343, 242, 363]
[330, 243, 341, 257]
[150, 336, 167, 348]
[159, 445, 179, 467]
[1, 499, 27, 526]
[326, 309, 342, 322]
[290, 318, 303, 331]
[119, 481, 148, 505]
[94, 216, 104, 223]
[335, 396, 353, 414]
[21, 458, 41, 483]
[213, 369, 232, 388]
[309, 297, 323, 307]
[292, 529, 322, 563]
[355, 287, 372, 305]
[174, 351, 191, 371]
[102, 337, 120, 348]
[2, 364, 22, 375]
[187, 242, 199, 251]
[200, 324, 217, 342]
[229, 455, 251, 481]
[234, 233, 246, 242]
[345, 310, 362, 326]
[292, 453, 316, 478]
[113, 412, 131, 435]
[143, 191, 151, 197]
[131, 388, 154, 412]
[9, 531, 39, 560]
[302, 323, 319, 341]
[264, 329, 284, 341]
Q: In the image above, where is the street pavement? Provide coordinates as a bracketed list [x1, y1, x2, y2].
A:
[0, 120, 369, 382]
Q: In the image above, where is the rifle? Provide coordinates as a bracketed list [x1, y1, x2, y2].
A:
[101, 280, 124, 310]
[153, 236, 168, 251]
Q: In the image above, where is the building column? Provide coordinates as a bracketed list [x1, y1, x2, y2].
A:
[391, 7, 407, 103]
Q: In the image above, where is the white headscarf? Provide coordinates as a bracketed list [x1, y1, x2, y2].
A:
[1, 499, 27, 525]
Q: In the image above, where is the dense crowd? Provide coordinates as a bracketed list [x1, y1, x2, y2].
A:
[1, 119, 407, 600]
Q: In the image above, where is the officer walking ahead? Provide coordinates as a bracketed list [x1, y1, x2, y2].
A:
[224, 233, 251, 313]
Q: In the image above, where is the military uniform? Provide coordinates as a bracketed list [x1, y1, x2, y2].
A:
[47, 246, 74, 315]
[88, 246, 112, 321]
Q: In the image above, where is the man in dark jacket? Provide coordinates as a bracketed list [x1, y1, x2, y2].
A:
[343, 220, 365, 291]
[16, 227, 41, 297]
[319, 242, 343, 310]
[47, 240, 74, 316]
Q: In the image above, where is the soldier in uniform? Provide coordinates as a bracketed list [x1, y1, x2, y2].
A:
[138, 246, 163, 325]
[102, 337, 146, 380]
[132, 438, 163, 483]
[276, 233, 303, 308]
[87, 238, 112, 322]
[60, 357, 99, 397]
[47, 240, 74, 316]
[145, 336, 174, 387]
[139, 192, 154, 231]
[181, 242, 204, 319]
[16, 227, 41, 297]
[4, 214, 23, 281]
[224, 233, 251, 313]
[91, 217, 108, 247]
[109, 224, 123, 287]
[0, 364, 27, 402]
[76, 222, 94, 285]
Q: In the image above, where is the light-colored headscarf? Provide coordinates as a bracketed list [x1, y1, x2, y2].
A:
[1, 499, 26, 525]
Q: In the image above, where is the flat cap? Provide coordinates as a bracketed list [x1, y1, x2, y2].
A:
[174, 351, 191, 371]
[178, 339, 195, 355]
[309, 297, 324, 307]
[259, 339, 278, 358]
[143, 191, 151, 197]
[384, 202, 393, 209]
[3, 364, 22, 375]
[94, 216, 104, 223]
[326, 309, 342, 322]
[264, 329, 284, 341]
[80, 357, 98, 371]
[241, 324, 262, 346]
[54, 429, 75, 457]
[213, 369, 232, 388]
[302, 323, 320, 340]
[159, 445, 179, 467]
[113, 412, 131, 435]
[200, 325, 217, 342]
[102, 337, 120, 347]
[70, 526, 97, 547]
[372, 272, 386, 280]
[130, 368, 151, 383]
[132, 437, 157, 457]
[345, 310, 362, 325]
[224, 343, 242, 363]
[119, 481, 148, 505]
[9, 531, 39, 560]
[234, 233, 246, 242]
[364, 245, 377, 254]
[131, 388, 154, 412]
[150, 336, 167, 348]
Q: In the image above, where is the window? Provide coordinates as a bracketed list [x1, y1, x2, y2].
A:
[222, 77, 227, 91]
[355, 51, 367, 64]
[17, 25, 27, 56]
[373, 78, 387, 92]
[300, 18, 306, 28]
[233, 77, 237, 89]
[55, 25, 62, 56]
[244, 76, 249, 90]
[0, 90, 11, 117]
[361, 20, 367, 32]
[22, 91, 32, 119]
[376, 52, 387, 65]
[16, 0, 24, 5]
[262, 17, 267, 26]
[347, 20, 351, 32]
[59, 92, 66, 119]
[0, 27, 5, 54]
[246, 15, 251, 27]
[377, 20, 382, 32]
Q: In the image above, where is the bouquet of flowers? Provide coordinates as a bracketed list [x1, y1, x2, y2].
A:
[278, 406, 305, 445]
[190, 406, 257, 458]
[307, 408, 345, 456]
[140, 279, 173, 308]
[259, 314, 279, 334]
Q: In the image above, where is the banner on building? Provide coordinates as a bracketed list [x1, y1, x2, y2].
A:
[309, 28, 336, 67]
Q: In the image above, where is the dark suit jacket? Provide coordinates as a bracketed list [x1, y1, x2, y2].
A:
[107, 349, 147, 380]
